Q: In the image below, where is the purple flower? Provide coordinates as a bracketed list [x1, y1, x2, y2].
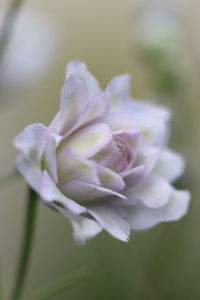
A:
[14, 61, 191, 243]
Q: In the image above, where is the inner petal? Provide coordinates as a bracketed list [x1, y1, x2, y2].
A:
[93, 133, 139, 173]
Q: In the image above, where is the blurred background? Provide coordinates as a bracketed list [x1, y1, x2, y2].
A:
[0, 0, 199, 299]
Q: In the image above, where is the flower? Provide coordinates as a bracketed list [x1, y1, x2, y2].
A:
[14, 60, 191, 243]
[0, 9, 60, 93]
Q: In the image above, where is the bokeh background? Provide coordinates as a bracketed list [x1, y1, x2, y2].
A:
[0, 0, 199, 299]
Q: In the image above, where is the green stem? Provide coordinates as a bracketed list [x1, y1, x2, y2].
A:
[0, 0, 24, 62]
[10, 187, 38, 300]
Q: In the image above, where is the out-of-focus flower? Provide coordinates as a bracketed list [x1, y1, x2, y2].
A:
[133, 9, 188, 94]
[14, 61, 190, 243]
[0, 9, 60, 93]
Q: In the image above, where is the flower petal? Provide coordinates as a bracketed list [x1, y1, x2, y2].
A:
[130, 100, 171, 120]
[57, 148, 100, 185]
[123, 145, 160, 188]
[64, 123, 112, 158]
[98, 165, 125, 192]
[59, 75, 89, 135]
[14, 123, 49, 162]
[60, 181, 126, 202]
[135, 145, 160, 175]
[154, 149, 185, 182]
[16, 154, 42, 192]
[66, 60, 100, 95]
[80, 92, 109, 125]
[14, 123, 61, 184]
[40, 171, 86, 214]
[126, 189, 191, 230]
[125, 175, 171, 208]
[106, 74, 131, 108]
[88, 205, 130, 242]
[122, 166, 145, 187]
[105, 112, 138, 133]
[53, 206, 102, 243]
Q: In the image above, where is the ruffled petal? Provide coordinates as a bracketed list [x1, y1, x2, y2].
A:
[16, 154, 43, 192]
[88, 205, 130, 242]
[112, 100, 171, 147]
[79, 92, 109, 125]
[60, 180, 126, 202]
[59, 75, 89, 135]
[126, 189, 191, 230]
[66, 60, 100, 95]
[105, 112, 138, 134]
[14, 123, 61, 184]
[14, 123, 49, 161]
[123, 145, 159, 188]
[125, 175, 171, 208]
[40, 171, 86, 214]
[57, 147, 100, 185]
[106, 74, 131, 108]
[63, 122, 112, 158]
[97, 165, 125, 192]
[53, 206, 102, 243]
[154, 149, 185, 182]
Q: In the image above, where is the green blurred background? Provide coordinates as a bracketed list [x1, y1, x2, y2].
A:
[0, 0, 199, 299]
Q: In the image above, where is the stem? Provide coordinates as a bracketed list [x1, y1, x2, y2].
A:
[0, 0, 24, 62]
[10, 187, 38, 300]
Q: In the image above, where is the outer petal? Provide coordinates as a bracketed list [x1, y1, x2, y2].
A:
[129, 100, 171, 121]
[59, 181, 126, 202]
[66, 60, 100, 95]
[57, 147, 100, 185]
[79, 92, 109, 125]
[63, 123, 112, 159]
[40, 171, 86, 214]
[88, 205, 130, 242]
[154, 149, 185, 182]
[59, 75, 89, 135]
[14, 123, 49, 162]
[126, 189, 191, 230]
[16, 154, 43, 192]
[133, 112, 170, 146]
[14, 123, 61, 188]
[117, 100, 171, 147]
[53, 206, 102, 243]
[106, 74, 131, 108]
[105, 112, 138, 134]
[125, 175, 171, 208]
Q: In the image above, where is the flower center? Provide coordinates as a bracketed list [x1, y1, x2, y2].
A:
[93, 135, 131, 173]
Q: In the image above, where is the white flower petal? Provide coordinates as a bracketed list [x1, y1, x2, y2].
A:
[60, 181, 126, 202]
[40, 171, 86, 214]
[66, 60, 100, 95]
[14, 123, 49, 162]
[126, 189, 191, 230]
[126, 175, 171, 208]
[64, 123, 112, 158]
[88, 205, 130, 242]
[53, 206, 102, 243]
[154, 149, 185, 182]
[106, 74, 131, 108]
[98, 165, 125, 192]
[59, 75, 89, 135]
[57, 148, 100, 185]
